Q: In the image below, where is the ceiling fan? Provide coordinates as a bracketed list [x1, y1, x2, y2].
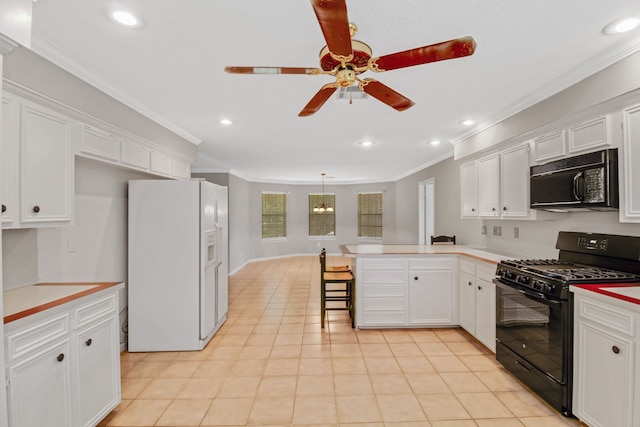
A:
[225, 0, 477, 117]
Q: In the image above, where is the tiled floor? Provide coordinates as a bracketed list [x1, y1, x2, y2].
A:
[101, 256, 583, 426]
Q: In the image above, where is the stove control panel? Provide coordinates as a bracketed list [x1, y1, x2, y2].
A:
[577, 236, 608, 251]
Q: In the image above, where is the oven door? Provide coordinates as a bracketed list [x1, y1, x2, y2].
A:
[494, 279, 569, 383]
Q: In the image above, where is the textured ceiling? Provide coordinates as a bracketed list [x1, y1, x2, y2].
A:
[30, 0, 640, 183]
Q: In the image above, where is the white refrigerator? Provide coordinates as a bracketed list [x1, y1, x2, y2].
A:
[127, 179, 228, 351]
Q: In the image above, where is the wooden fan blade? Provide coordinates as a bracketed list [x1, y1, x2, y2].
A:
[360, 79, 415, 111]
[310, 0, 352, 58]
[299, 84, 338, 117]
[372, 36, 477, 72]
[225, 66, 320, 75]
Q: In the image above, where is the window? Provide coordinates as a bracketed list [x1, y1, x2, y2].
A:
[309, 194, 335, 237]
[262, 192, 287, 238]
[358, 192, 383, 238]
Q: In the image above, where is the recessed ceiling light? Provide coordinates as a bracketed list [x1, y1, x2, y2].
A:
[359, 140, 374, 147]
[112, 10, 140, 27]
[460, 119, 475, 126]
[430, 140, 441, 146]
[219, 119, 233, 125]
[603, 17, 640, 35]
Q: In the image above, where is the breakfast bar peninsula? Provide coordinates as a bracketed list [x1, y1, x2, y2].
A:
[340, 244, 508, 349]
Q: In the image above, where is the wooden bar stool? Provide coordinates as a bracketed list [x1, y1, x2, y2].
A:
[319, 251, 355, 328]
[320, 248, 351, 272]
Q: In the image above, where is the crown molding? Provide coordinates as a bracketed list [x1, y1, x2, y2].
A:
[0, 34, 18, 55]
[451, 35, 640, 147]
[30, 32, 202, 146]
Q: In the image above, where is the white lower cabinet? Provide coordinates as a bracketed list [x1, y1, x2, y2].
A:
[408, 258, 456, 325]
[573, 290, 638, 427]
[7, 340, 73, 427]
[76, 316, 120, 427]
[5, 289, 122, 427]
[458, 259, 496, 352]
[357, 256, 457, 328]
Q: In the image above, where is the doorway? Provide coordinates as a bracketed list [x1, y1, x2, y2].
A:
[419, 178, 435, 245]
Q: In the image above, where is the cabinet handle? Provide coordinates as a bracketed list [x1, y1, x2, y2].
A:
[85, 339, 93, 347]
[57, 353, 65, 362]
[32, 205, 40, 213]
[1, 204, 5, 213]
[478, 286, 482, 290]
[471, 208, 475, 212]
[612, 345, 620, 354]
[492, 207, 496, 212]
[414, 276, 419, 281]
[468, 281, 472, 286]
[503, 206, 507, 211]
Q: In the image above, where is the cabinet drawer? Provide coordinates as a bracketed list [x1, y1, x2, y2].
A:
[6, 313, 70, 362]
[75, 294, 117, 329]
[578, 298, 635, 337]
[362, 297, 406, 311]
[476, 264, 496, 282]
[409, 258, 454, 270]
[460, 259, 476, 275]
[361, 270, 407, 284]
[361, 310, 406, 325]
[361, 258, 407, 270]
[362, 284, 406, 298]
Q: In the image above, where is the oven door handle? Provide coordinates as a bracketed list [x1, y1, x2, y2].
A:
[516, 288, 563, 306]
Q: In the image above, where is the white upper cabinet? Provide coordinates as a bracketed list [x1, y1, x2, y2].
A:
[478, 154, 500, 217]
[460, 161, 478, 218]
[460, 142, 535, 220]
[500, 144, 531, 218]
[1, 94, 19, 225]
[620, 104, 640, 223]
[533, 115, 612, 164]
[2, 93, 74, 229]
[79, 124, 121, 162]
[568, 115, 610, 154]
[19, 100, 74, 226]
[533, 130, 566, 163]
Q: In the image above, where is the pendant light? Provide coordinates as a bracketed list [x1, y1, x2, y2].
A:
[313, 173, 334, 213]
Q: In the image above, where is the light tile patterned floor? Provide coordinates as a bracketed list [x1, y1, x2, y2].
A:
[100, 255, 583, 426]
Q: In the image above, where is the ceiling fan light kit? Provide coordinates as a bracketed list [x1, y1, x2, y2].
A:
[225, 0, 477, 116]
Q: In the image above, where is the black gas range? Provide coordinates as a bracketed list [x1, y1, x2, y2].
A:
[496, 258, 640, 300]
[494, 231, 640, 417]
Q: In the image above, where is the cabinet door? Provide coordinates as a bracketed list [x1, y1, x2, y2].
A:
[459, 270, 476, 333]
[621, 105, 640, 223]
[477, 154, 500, 217]
[568, 116, 609, 153]
[1, 95, 19, 226]
[533, 130, 566, 162]
[575, 321, 634, 427]
[475, 277, 496, 352]
[460, 161, 478, 218]
[20, 102, 73, 225]
[76, 316, 121, 427]
[409, 269, 453, 325]
[7, 341, 73, 427]
[500, 144, 531, 218]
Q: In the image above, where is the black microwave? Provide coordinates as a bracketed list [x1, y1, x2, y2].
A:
[530, 148, 618, 211]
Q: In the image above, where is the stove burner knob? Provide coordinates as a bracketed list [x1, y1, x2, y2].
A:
[506, 272, 516, 280]
[517, 276, 530, 285]
[545, 284, 555, 294]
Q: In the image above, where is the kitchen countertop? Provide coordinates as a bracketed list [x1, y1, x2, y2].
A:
[340, 244, 512, 265]
[4, 282, 123, 324]
[571, 283, 640, 308]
